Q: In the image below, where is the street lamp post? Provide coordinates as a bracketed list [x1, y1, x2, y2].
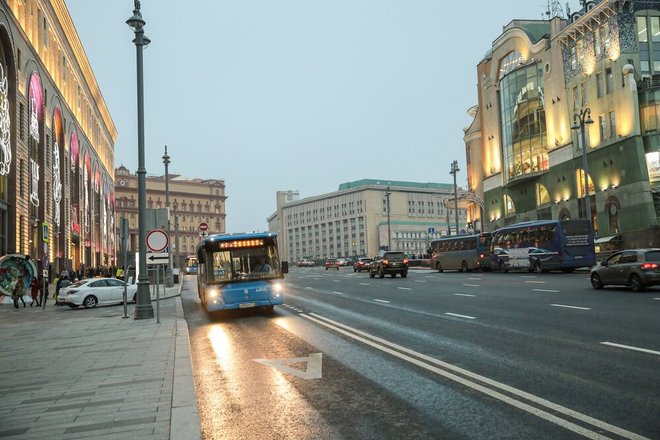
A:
[450, 160, 460, 234]
[571, 108, 594, 221]
[174, 202, 180, 270]
[127, 1, 154, 319]
[385, 186, 391, 251]
[162, 145, 173, 287]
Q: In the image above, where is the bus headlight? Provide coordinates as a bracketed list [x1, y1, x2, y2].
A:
[207, 289, 220, 299]
[272, 282, 283, 293]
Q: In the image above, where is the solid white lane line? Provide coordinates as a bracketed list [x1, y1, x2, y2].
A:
[551, 304, 591, 311]
[462, 284, 479, 287]
[533, 288, 559, 293]
[445, 312, 476, 320]
[331, 291, 344, 295]
[525, 281, 546, 284]
[359, 283, 370, 286]
[373, 299, 390, 304]
[302, 313, 645, 440]
[601, 342, 660, 357]
[454, 293, 476, 297]
[397, 287, 412, 291]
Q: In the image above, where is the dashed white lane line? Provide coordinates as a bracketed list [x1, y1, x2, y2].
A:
[332, 280, 341, 283]
[654, 298, 660, 301]
[551, 303, 591, 311]
[331, 291, 344, 295]
[462, 284, 480, 287]
[525, 280, 546, 284]
[445, 312, 476, 320]
[305, 287, 314, 290]
[373, 299, 390, 304]
[359, 283, 370, 286]
[467, 277, 482, 281]
[601, 342, 660, 357]
[521, 275, 537, 278]
[454, 293, 476, 297]
[533, 288, 559, 293]
[414, 280, 427, 283]
[397, 287, 412, 291]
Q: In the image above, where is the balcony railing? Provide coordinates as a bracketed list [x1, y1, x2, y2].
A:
[638, 75, 660, 91]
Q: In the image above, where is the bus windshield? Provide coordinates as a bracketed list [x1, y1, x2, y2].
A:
[207, 244, 281, 283]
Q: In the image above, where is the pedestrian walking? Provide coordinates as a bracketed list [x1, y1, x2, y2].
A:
[11, 277, 26, 309]
[55, 274, 71, 305]
[30, 276, 41, 307]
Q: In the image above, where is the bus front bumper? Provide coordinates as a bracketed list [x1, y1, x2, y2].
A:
[206, 296, 284, 312]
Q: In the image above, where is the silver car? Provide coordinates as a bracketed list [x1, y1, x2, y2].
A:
[58, 278, 138, 308]
[590, 249, 660, 291]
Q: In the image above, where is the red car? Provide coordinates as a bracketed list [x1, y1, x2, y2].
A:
[353, 258, 373, 272]
[324, 259, 340, 270]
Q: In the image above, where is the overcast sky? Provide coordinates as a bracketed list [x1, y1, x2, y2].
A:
[64, 1, 566, 233]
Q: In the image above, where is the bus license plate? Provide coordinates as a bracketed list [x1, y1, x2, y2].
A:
[239, 302, 256, 309]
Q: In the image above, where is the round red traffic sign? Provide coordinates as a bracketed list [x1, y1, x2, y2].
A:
[198, 222, 208, 233]
[146, 229, 169, 252]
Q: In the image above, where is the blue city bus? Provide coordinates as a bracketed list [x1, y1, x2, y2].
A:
[184, 255, 198, 274]
[429, 233, 492, 272]
[490, 219, 595, 273]
[196, 232, 288, 313]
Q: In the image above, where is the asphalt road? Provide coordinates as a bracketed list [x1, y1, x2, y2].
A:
[180, 268, 660, 440]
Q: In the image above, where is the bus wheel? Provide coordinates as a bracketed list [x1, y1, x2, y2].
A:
[534, 261, 542, 274]
[461, 261, 469, 273]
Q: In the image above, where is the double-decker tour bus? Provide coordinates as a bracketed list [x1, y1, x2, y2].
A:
[490, 219, 595, 273]
[184, 255, 198, 274]
[429, 233, 492, 272]
[196, 232, 287, 313]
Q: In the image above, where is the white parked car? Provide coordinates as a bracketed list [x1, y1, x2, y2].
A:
[58, 278, 138, 309]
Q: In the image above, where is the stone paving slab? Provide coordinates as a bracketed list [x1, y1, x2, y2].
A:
[0, 281, 200, 440]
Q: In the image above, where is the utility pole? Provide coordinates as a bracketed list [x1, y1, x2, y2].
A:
[450, 160, 460, 235]
[162, 146, 173, 287]
[385, 186, 392, 250]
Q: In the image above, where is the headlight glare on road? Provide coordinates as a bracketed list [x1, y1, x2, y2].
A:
[272, 282, 283, 293]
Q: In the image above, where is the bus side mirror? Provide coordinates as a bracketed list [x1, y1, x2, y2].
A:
[281, 261, 289, 274]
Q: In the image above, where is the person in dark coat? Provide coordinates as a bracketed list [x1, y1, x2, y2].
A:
[11, 277, 26, 309]
[30, 276, 41, 307]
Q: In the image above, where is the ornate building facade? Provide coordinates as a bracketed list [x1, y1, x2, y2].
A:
[0, 1, 117, 273]
[114, 166, 227, 269]
[465, 0, 660, 247]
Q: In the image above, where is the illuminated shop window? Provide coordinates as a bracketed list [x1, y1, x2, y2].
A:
[576, 169, 595, 198]
[536, 183, 550, 206]
[503, 194, 515, 216]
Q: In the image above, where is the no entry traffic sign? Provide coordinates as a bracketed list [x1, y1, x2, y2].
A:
[199, 222, 208, 237]
[146, 229, 169, 252]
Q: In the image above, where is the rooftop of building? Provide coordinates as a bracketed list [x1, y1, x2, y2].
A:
[338, 179, 454, 191]
[501, 19, 552, 44]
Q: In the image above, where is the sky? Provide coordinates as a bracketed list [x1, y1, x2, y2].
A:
[64, 0, 567, 233]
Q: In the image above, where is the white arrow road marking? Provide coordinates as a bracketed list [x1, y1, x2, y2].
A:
[253, 353, 323, 379]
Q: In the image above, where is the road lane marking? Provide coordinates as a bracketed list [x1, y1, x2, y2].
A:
[397, 287, 412, 291]
[303, 313, 649, 440]
[359, 283, 370, 286]
[551, 304, 591, 311]
[467, 277, 482, 281]
[521, 275, 537, 278]
[373, 299, 390, 303]
[454, 293, 476, 297]
[332, 280, 341, 282]
[525, 281, 546, 284]
[254, 353, 322, 379]
[305, 287, 314, 290]
[462, 284, 479, 287]
[445, 312, 476, 320]
[414, 280, 427, 283]
[601, 342, 660, 357]
[654, 298, 660, 301]
[533, 288, 559, 293]
[331, 291, 344, 295]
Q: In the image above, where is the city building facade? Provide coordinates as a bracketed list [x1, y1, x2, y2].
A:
[465, 0, 660, 248]
[267, 179, 467, 263]
[0, 0, 117, 274]
[114, 166, 227, 269]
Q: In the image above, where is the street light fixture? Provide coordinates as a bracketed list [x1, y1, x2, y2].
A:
[127, 0, 154, 319]
[571, 108, 594, 221]
[450, 160, 460, 235]
[162, 145, 173, 287]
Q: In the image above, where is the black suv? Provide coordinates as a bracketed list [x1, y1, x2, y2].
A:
[369, 251, 409, 278]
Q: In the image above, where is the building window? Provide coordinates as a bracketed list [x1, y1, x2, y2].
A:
[19, 103, 23, 140]
[599, 115, 606, 141]
[596, 72, 603, 98]
[573, 86, 579, 110]
[607, 200, 620, 234]
[638, 16, 648, 42]
[605, 68, 613, 94]
[498, 50, 525, 79]
[503, 194, 515, 216]
[536, 183, 550, 206]
[609, 111, 616, 138]
[580, 81, 587, 106]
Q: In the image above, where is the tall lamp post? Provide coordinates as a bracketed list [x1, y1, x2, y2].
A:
[385, 186, 392, 251]
[450, 160, 460, 235]
[571, 108, 594, 220]
[127, 1, 154, 319]
[162, 145, 173, 287]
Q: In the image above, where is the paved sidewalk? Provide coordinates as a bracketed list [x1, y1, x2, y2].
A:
[0, 279, 200, 440]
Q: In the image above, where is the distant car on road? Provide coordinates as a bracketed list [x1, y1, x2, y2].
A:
[324, 258, 340, 270]
[590, 249, 660, 291]
[369, 251, 408, 278]
[297, 259, 315, 267]
[58, 278, 137, 309]
[353, 258, 373, 272]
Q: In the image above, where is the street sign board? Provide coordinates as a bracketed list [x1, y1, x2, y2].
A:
[428, 227, 435, 234]
[146, 252, 170, 265]
[146, 229, 169, 252]
[199, 222, 209, 238]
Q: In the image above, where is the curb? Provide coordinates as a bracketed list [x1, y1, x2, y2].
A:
[170, 282, 202, 440]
